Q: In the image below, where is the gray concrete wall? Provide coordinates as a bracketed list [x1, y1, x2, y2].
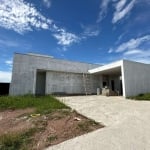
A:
[123, 60, 150, 97]
[9, 54, 35, 95]
[9, 53, 100, 95]
[46, 71, 100, 94]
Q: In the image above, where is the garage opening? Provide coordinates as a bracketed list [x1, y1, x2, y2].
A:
[35, 71, 46, 95]
[0, 83, 10, 95]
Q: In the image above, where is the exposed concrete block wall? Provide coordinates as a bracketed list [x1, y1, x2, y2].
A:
[9, 54, 35, 95]
[123, 60, 150, 97]
[9, 53, 100, 95]
[89, 75, 102, 93]
[46, 71, 100, 94]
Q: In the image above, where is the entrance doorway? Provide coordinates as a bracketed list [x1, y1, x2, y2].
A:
[36, 71, 46, 95]
[111, 80, 115, 91]
[120, 79, 123, 95]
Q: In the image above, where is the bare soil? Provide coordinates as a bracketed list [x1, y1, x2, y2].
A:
[0, 108, 35, 135]
[0, 109, 104, 150]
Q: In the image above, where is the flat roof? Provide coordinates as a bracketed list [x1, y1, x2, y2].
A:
[88, 60, 123, 74]
[27, 53, 54, 58]
[15, 52, 101, 66]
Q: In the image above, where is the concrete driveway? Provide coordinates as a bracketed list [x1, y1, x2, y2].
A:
[46, 96, 150, 150]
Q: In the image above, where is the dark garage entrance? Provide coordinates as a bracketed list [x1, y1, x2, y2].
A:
[0, 83, 10, 95]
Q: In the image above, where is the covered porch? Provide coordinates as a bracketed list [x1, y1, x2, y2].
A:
[89, 60, 124, 96]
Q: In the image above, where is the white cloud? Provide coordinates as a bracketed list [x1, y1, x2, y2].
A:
[43, 0, 51, 8]
[123, 49, 143, 55]
[0, 0, 105, 48]
[112, 0, 136, 23]
[108, 35, 150, 63]
[115, 35, 150, 52]
[123, 49, 150, 64]
[108, 48, 113, 53]
[53, 29, 79, 46]
[0, 0, 52, 34]
[97, 0, 136, 23]
[0, 71, 12, 82]
[53, 24, 100, 47]
[83, 30, 99, 37]
[135, 59, 150, 64]
[5, 60, 13, 67]
[97, 0, 111, 23]
[81, 24, 100, 38]
[109, 35, 150, 64]
[0, 39, 19, 47]
[115, 0, 127, 12]
[5, 60, 12, 65]
[115, 32, 127, 45]
[0, 0, 81, 47]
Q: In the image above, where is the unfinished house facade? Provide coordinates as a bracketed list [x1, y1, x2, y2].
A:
[9, 53, 150, 97]
[9, 53, 100, 96]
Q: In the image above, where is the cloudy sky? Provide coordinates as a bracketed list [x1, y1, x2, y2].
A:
[0, 0, 150, 82]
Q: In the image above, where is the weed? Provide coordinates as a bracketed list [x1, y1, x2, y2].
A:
[61, 109, 71, 116]
[128, 93, 150, 101]
[77, 120, 101, 132]
[0, 128, 36, 150]
[87, 120, 100, 126]
[77, 122, 90, 132]
[47, 135, 57, 142]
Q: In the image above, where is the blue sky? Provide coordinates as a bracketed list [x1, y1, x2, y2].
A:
[0, 0, 150, 82]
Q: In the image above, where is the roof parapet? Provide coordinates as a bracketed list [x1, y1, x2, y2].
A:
[27, 53, 54, 58]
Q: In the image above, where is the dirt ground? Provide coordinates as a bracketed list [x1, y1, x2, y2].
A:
[0, 108, 104, 150]
[0, 108, 35, 135]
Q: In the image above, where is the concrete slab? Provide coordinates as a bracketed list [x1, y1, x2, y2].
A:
[46, 96, 150, 150]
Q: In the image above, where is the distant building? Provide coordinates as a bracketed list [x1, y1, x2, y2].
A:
[9, 53, 150, 97]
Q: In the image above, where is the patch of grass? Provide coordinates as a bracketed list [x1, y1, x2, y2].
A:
[47, 109, 72, 120]
[77, 121, 92, 132]
[87, 120, 100, 126]
[33, 119, 48, 132]
[60, 109, 72, 116]
[128, 93, 150, 101]
[47, 135, 57, 142]
[0, 95, 69, 114]
[0, 128, 36, 150]
[78, 122, 91, 132]
[77, 119, 102, 132]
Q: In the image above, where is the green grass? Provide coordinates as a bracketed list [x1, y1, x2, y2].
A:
[47, 135, 57, 142]
[0, 95, 69, 114]
[77, 120, 100, 132]
[0, 128, 36, 150]
[128, 93, 150, 101]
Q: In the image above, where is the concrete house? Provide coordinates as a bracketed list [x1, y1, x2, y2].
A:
[9, 53, 150, 97]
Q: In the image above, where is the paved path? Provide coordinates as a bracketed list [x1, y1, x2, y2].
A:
[46, 96, 150, 150]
